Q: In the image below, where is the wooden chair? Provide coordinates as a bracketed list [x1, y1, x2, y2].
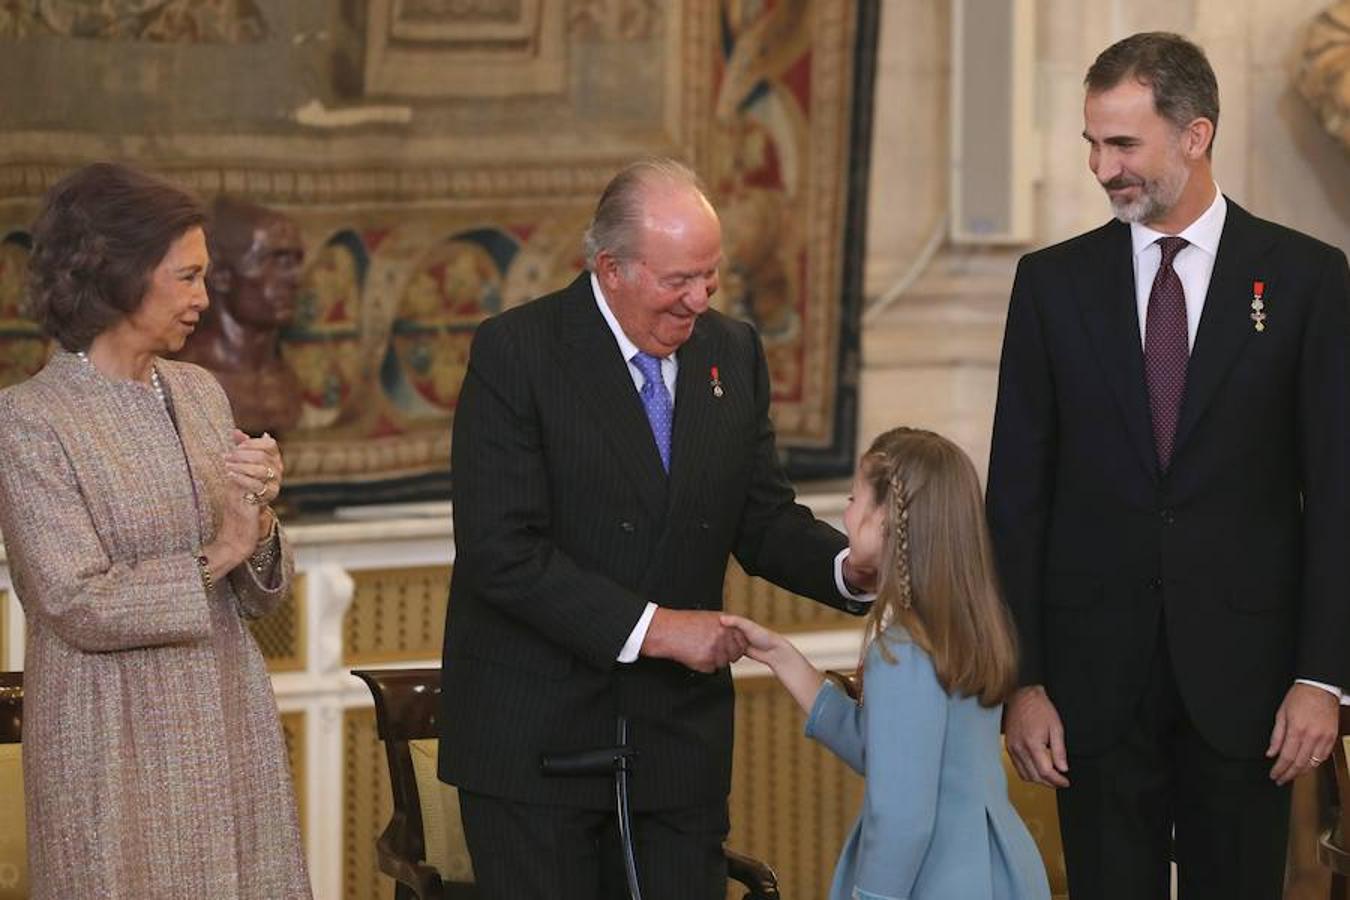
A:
[352, 667, 780, 900]
[0, 673, 19, 743]
[1317, 705, 1350, 899]
[0, 672, 27, 900]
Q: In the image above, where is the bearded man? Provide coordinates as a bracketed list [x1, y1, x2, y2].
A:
[986, 31, 1350, 900]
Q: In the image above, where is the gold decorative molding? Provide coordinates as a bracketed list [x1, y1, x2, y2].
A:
[248, 575, 306, 672]
[1298, 1, 1350, 153]
[365, 0, 567, 98]
[344, 565, 451, 666]
[0, 159, 630, 207]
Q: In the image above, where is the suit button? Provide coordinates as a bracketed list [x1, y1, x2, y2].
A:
[1160, 509, 1175, 525]
[1148, 577, 1163, 592]
[620, 520, 635, 532]
[698, 520, 710, 531]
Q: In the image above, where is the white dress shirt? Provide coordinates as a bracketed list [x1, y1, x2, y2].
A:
[590, 273, 872, 663]
[1129, 189, 1343, 704]
[1131, 185, 1226, 352]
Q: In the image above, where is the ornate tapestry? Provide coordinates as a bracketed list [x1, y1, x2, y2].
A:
[1298, 0, 1350, 154]
[0, 0, 266, 42]
[0, 0, 877, 508]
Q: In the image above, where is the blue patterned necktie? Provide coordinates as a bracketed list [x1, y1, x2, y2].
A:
[631, 351, 672, 472]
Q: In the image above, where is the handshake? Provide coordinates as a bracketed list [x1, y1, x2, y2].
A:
[638, 607, 775, 673]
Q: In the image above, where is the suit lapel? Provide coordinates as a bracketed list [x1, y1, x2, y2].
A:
[1172, 201, 1274, 456]
[557, 276, 669, 519]
[1079, 221, 1159, 477]
[666, 320, 716, 524]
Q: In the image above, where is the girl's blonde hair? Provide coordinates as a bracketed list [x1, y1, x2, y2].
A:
[858, 427, 1018, 707]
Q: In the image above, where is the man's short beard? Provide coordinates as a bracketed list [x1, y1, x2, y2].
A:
[1106, 156, 1190, 225]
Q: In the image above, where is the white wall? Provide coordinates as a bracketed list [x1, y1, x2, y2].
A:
[859, 0, 1350, 478]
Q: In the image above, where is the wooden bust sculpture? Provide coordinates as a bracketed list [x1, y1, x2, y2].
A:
[177, 196, 305, 435]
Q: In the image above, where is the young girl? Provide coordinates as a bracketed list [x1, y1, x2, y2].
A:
[723, 427, 1050, 900]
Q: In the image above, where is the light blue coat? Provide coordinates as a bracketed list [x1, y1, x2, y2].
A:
[805, 630, 1051, 900]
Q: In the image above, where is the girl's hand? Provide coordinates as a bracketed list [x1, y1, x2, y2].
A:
[721, 613, 823, 714]
[719, 613, 782, 665]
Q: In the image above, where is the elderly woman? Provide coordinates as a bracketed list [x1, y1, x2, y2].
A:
[0, 163, 311, 898]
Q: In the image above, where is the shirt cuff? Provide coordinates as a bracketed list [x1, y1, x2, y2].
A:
[1295, 678, 1350, 705]
[617, 602, 657, 663]
[834, 548, 877, 604]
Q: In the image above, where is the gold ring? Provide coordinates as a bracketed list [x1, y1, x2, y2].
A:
[243, 491, 263, 505]
[263, 466, 277, 483]
[1311, 755, 1325, 765]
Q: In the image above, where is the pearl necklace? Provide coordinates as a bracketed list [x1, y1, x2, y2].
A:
[75, 350, 168, 409]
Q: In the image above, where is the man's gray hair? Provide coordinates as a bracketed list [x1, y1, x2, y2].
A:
[1085, 31, 1220, 155]
[583, 157, 709, 270]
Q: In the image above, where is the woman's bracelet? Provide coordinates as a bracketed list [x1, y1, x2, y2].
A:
[249, 512, 280, 574]
[194, 552, 214, 593]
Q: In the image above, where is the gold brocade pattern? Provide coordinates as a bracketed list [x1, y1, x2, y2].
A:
[730, 676, 865, 899]
[343, 566, 451, 665]
[249, 574, 306, 672]
[281, 711, 306, 839]
[343, 707, 395, 900]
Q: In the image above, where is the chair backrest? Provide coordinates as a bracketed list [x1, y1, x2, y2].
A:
[353, 667, 436, 868]
[1330, 706, 1350, 849]
[352, 668, 476, 900]
[0, 673, 19, 745]
[0, 672, 27, 900]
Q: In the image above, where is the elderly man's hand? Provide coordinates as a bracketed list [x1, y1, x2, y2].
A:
[1267, 682, 1339, 785]
[640, 608, 750, 673]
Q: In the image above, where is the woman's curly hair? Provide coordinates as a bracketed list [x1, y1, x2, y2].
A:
[27, 162, 205, 351]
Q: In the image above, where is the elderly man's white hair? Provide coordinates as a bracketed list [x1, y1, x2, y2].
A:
[582, 157, 712, 272]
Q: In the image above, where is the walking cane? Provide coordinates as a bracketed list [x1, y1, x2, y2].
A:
[541, 715, 643, 900]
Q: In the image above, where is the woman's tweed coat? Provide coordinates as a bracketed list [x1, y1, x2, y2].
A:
[0, 351, 310, 899]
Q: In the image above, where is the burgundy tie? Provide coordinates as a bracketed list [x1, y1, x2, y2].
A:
[1144, 236, 1190, 472]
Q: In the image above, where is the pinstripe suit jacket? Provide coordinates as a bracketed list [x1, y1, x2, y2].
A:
[438, 273, 861, 810]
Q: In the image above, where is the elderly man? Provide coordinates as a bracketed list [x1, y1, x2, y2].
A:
[176, 196, 305, 435]
[439, 158, 873, 899]
[987, 32, 1350, 900]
